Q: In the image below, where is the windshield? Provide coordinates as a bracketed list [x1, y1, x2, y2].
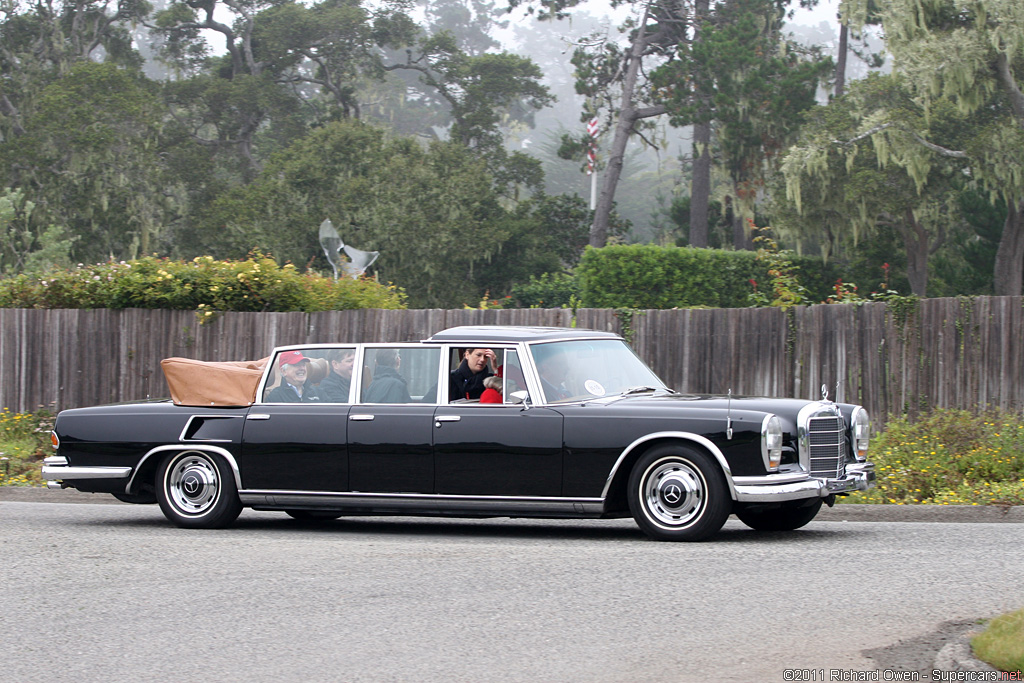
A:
[529, 339, 669, 403]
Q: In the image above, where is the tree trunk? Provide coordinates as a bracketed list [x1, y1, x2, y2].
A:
[835, 23, 849, 98]
[993, 199, 1024, 296]
[899, 208, 929, 296]
[590, 9, 664, 247]
[689, 123, 712, 247]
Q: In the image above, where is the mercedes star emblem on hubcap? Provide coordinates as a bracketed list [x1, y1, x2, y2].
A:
[183, 475, 201, 495]
[663, 483, 683, 505]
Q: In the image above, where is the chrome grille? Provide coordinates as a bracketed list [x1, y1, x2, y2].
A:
[807, 414, 846, 478]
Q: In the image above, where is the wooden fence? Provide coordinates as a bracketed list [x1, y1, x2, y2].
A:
[1, 296, 1021, 423]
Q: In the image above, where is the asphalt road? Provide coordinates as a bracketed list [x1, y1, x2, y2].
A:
[2, 493, 1021, 683]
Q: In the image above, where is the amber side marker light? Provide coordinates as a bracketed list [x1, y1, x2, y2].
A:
[51, 431, 59, 449]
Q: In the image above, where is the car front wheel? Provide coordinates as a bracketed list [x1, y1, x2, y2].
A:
[157, 450, 242, 529]
[627, 445, 731, 541]
[735, 499, 823, 531]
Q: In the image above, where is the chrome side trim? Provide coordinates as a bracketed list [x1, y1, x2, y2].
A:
[42, 465, 132, 480]
[239, 490, 606, 515]
[732, 472, 812, 486]
[600, 432, 737, 500]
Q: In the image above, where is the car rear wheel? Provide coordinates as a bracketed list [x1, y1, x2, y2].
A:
[735, 499, 823, 531]
[627, 445, 731, 541]
[156, 450, 242, 529]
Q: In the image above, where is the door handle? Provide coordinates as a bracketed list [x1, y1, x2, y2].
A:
[246, 414, 270, 421]
[349, 414, 375, 421]
[435, 415, 461, 428]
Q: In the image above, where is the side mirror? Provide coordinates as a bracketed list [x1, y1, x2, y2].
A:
[509, 390, 529, 406]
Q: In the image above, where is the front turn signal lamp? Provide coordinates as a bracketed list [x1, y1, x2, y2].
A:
[51, 431, 59, 450]
[851, 408, 870, 461]
[762, 415, 783, 471]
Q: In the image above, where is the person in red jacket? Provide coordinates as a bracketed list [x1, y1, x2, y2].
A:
[479, 375, 503, 403]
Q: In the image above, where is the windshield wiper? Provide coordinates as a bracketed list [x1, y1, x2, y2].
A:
[622, 386, 659, 395]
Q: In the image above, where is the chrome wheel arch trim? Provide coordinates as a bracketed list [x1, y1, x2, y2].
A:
[127, 444, 242, 494]
[601, 432, 738, 501]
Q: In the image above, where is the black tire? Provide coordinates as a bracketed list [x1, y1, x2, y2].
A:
[627, 445, 731, 541]
[284, 510, 344, 521]
[735, 499, 823, 531]
[156, 450, 242, 529]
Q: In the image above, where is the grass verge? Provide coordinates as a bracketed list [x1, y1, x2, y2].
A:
[972, 607, 1024, 673]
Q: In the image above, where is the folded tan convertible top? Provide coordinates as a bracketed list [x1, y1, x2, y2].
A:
[161, 357, 269, 406]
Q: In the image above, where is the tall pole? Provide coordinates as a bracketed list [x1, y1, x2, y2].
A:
[587, 116, 599, 210]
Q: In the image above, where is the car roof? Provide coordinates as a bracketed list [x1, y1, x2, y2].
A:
[425, 326, 622, 344]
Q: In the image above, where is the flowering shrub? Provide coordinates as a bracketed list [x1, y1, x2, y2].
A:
[0, 253, 406, 322]
[749, 226, 810, 309]
[843, 410, 1024, 505]
[0, 407, 54, 487]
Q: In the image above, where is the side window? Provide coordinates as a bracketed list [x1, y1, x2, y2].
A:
[360, 346, 441, 404]
[449, 347, 518, 404]
[263, 347, 355, 403]
[497, 349, 525, 403]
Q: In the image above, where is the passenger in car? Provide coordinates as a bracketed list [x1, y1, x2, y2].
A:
[265, 351, 322, 402]
[534, 347, 571, 401]
[448, 348, 496, 401]
[319, 349, 354, 402]
[363, 349, 412, 403]
[479, 375, 503, 403]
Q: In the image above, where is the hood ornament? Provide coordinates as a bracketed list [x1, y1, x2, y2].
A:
[821, 384, 829, 401]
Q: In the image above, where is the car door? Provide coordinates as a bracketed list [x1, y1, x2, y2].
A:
[239, 346, 354, 492]
[433, 349, 564, 497]
[347, 345, 442, 493]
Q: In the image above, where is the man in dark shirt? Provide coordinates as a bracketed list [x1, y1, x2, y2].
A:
[364, 348, 412, 403]
[319, 348, 354, 402]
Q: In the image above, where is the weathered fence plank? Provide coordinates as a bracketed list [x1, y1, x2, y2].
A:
[1, 297, 1021, 423]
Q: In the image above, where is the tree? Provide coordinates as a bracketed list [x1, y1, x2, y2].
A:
[0, 63, 169, 263]
[386, 32, 553, 194]
[0, 0, 148, 141]
[193, 119, 516, 307]
[780, 74, 973, 295]
[654, 0, 832, 249]
[842, 0, 1024, 295]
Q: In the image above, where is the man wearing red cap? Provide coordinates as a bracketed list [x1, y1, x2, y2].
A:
[265, 350, 321, 402]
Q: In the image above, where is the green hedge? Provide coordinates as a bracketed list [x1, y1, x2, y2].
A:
[575, 245, 838, 309]
[0, 254, 406, 316]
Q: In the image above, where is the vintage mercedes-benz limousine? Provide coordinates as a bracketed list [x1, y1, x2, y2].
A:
[43, 326, 875, 541]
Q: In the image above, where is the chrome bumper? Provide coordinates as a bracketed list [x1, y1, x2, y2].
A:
[732, 462, 875, 503]
[41, 456, 131, 489]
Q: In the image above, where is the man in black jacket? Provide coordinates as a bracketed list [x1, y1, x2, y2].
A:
[319, 348, 354, 402]
[364, 348, 412, 403]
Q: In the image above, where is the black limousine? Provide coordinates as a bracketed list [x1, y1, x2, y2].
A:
[43, 326, 875, 541]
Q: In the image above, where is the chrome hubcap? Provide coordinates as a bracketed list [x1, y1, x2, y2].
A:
[642, 459, 705, 527]
[167, 454, 220, 516]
